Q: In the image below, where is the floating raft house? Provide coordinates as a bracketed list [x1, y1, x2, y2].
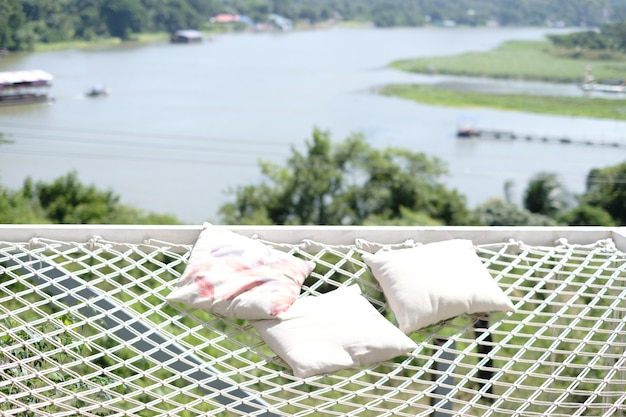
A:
[0, 69, 53, 106]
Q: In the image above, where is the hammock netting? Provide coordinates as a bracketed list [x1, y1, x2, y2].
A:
[0, 235, 624, 416]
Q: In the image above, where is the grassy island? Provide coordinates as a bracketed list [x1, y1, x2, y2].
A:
[380, 84, 626, 120]
[384, 40, 626, 120]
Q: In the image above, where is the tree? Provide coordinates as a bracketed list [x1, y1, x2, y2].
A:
[222, 128, 356, 225]
[473, 198, 558, 226]
[602, 20, 626, 52]
[1, 0, 622, 52]
[523, 172, 571, 218]
[558, 204, 615, 226]
[504, 180, 515, 204]
[363, 206, 444, 226]
[0, 184, 48, 223]
[220, 128, 470, 225]
[371, 1, 422, 27]
[238, 0, 272, 23]
[11, 171, 181, 225]
[143, 0, 201, 33]
[100, 0, 147, 40]
[20, 0, 78, 43]
[72, 0, 106, 40]
[23, 171, 120, 223]
[0, 0, 28, 51]
[186, 0, 222, 18]
[270, 0, 293, 19]
[581, 162, 626, 225]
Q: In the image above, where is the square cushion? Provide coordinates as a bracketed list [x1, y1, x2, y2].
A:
[251, 285, 417, 378]
[166, 225, 314, 320]
[361, 239, 514, 334]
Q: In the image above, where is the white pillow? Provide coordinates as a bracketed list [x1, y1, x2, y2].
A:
[166, 225, 314, 320]
[251, 285, 417, 379]
[361, 239, 514, 334]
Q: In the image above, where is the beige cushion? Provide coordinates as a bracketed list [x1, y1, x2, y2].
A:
[252, 285, 417, 378]
[362, 239, 514, 334]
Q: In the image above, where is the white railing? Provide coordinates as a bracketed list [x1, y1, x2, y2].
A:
[1, 225, 625, 417]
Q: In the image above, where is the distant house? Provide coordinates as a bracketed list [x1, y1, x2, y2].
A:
[171, 30, 203, 43]
[209, 14, 255, 29]
[210, 14, 240, 23]
[268, 14, 292, 31]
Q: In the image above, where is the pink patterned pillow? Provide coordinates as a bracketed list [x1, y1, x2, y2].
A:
[166, 225, 314, 320]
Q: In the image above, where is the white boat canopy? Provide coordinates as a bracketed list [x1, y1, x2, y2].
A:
[0, 70, 53, 88]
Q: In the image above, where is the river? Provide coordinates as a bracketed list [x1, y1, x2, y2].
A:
[1, 26, 625, 224]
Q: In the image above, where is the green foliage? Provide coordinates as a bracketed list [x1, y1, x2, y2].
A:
[143, 0, 201, 34]
[0, 171, 182, 224]
[547, 22, 626, 58]
[27, 171, 120, 223]
[370, 1, 423, 28]
[0, 0, 30, 51]
[581, 162, 626, 225]
[547, 31, 612, 51]
[0, 185, 48, 223]
[220, 127, 470, 226]
[3, 132, 626, 228]
[101, 0, 148, 40]
[558, 204, 616, 226]
[602, 21, 626, 52]
[362, 206, 444, 226]
[523, 172, 572, 218]
[610, 0, 626, 21]
[0, 316, 122, 416]
[71, 0, 107, 41]
[472, 198, 558, 226]
[473, 166, 624, 226]
[336, 0, 612, 27]
[1, 0, 625, 51]
[380, 83, 626, 121]
[0, 132, 13, 145]
[390, 40, 626, 85]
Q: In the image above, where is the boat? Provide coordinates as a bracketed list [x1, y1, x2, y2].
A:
[0, 69, 53, 106]
[86, 84, 111, 97]
[580, 80, 626, 94]
[457, 126, 481, 138]
[170, 30, 203, 43]
[456, 121, 481, 138]
[580, 67, 626, 94]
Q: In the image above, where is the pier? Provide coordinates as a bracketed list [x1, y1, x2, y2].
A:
[457, 127, 626, 149]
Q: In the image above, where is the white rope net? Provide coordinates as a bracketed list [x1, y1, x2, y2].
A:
[0, 234, 625, 416]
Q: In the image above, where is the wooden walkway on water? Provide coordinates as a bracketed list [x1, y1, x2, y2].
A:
[457, 128, 626, 149]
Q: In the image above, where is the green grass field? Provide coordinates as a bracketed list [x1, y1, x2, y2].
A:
[380, 83, 626, 120]
[390, 40, 626, 83]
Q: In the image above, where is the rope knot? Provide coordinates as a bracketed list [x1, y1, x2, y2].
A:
[88, 235, 102, 249]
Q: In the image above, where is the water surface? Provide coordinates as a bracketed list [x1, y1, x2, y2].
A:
[1, 27, 624, 223]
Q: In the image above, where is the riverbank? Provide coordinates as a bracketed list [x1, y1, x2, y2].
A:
[30, 21, 366, 53]
[32, 32, 173, 52]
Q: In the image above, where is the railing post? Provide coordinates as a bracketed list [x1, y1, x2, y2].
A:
[431, 338, 456, 417]
[474, 318, 494, 400]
